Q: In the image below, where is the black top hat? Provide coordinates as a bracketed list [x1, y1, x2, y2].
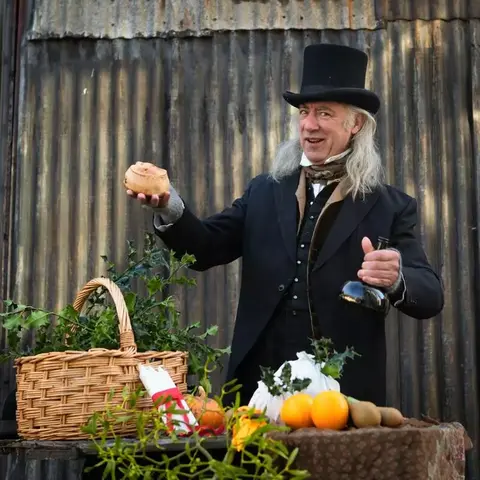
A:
[283, 44, 380, 114]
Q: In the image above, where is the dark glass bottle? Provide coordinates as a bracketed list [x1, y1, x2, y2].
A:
[339, 236, 391, 314]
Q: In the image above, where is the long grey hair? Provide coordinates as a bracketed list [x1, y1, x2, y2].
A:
[269, 107, 384, 199]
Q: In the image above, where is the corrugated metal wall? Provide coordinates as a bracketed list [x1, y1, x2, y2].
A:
[27, 0, 378, 37]
[0, 0, 19, 433]
[2, 0, 480, 478]
[1, 5, 21, 480]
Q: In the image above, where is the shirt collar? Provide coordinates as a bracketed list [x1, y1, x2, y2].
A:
[300, 148, 352, 167]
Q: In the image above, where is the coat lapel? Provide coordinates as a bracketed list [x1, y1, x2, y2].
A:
[273, 169, 301, 263]
[312, 187, 381, 272]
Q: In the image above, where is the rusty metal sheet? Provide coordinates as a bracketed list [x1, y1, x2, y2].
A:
[470, 19, 480, 480]
[27, 0, 377, 39]
[0, 4, 20, 479]
[375, 0, 480, 20]
[6, 19, 480, 480]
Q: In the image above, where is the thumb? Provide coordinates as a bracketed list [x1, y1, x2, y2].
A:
[361, 236, 375, 255]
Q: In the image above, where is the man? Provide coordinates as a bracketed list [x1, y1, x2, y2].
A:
[127, 44, 444, 406]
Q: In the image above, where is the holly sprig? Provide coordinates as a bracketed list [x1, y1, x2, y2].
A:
[0, 233, 230, 393]
[310, 338, 359, 379]
[258, 338, 359, 397]
[260, 363, 312, 397]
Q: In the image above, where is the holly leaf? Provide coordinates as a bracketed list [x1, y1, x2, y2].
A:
[290, 377, 312, 393]
[279, 362, 292, 387]
[321, 346, 360, 379]
[124, 292, 137, 313]
[260, 366, 277, 389]
[146, 277, 163, 295]
[25, 311, 50, 329]
[3, 314, 23, 330]
[310, 337, 335, 364]
[60, 304, 78, 317]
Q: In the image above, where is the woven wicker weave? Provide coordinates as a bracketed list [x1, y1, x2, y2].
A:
[15, 277, 188, 440]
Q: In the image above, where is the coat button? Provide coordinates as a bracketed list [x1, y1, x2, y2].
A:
[278, 284, 285, 292]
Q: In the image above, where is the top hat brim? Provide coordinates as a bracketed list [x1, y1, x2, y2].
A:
[283, 87, 380, 115]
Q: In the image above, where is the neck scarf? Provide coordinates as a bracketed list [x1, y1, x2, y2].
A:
[301, 149, 351, 184]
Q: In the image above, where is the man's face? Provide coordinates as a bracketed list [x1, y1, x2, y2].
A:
[299, 101, 363, 165]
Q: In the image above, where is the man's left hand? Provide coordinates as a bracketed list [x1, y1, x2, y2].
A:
[357, 237, 400, 288]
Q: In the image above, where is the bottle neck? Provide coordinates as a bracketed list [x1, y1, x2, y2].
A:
[376, 237, 390, 251]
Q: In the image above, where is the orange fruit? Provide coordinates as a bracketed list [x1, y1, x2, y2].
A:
[311, 391, 349, 430]
[280, 393, 314, 429]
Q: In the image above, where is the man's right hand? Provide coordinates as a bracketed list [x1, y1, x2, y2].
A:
[126, 190, 171, 209]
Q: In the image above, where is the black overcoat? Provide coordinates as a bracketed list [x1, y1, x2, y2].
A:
[156, 169, 444, 405]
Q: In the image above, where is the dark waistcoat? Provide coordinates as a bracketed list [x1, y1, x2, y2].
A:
[235, 181, 343, 402]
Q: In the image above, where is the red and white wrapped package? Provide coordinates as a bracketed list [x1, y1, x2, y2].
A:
[138, 364, 198, 434]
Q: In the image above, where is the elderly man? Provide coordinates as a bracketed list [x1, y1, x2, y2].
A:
[127, 44, 444, 406]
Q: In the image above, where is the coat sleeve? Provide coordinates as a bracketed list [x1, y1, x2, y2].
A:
[389, 197, 444, 319]
[154, 182, 252, 272]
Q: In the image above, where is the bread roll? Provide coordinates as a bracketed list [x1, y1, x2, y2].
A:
[124, 162, 170, 196]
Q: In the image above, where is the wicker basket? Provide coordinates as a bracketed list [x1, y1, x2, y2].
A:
[15, 277, 188, 440]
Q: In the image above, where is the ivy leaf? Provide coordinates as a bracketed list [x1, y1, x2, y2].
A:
[25, 311, 50, 329]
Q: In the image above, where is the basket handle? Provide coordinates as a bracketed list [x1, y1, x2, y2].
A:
[73, 277, 137, 354]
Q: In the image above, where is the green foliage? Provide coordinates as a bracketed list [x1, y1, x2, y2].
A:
[82, 381, 310, 479]
[0, 233, 230, 392]
[260, 363, 312, 397]
[259, 338, 359, 396]
[310, 338, 359, 380]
